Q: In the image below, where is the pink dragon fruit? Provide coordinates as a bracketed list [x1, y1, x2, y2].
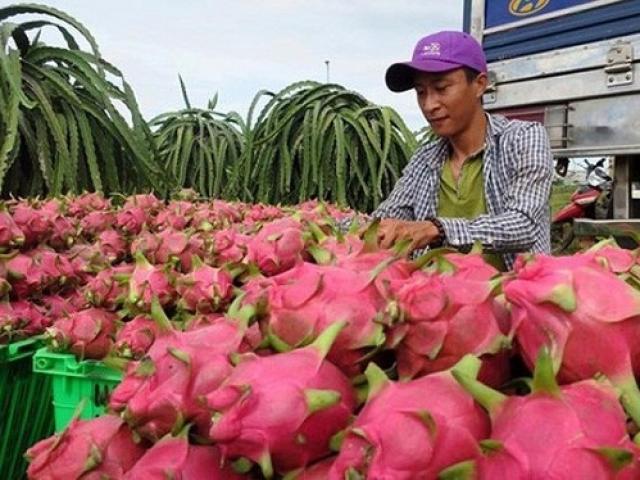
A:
[12, 203, 52, 246]
[503, 253, 640, 428]
[123, 428, 242, 480]
[176, 258, 234, 313]
[83, 264, 132, 310]
[116, 206, 147, 234]
[154, 229, 206, 272]
[96, 230, 128, 264]
[262, 262, 391, 376]
[331, 357, 490, 479]
[80, 211, 116, 237]
[4, 250, 71, 297]
[39, 294, 81, 321]
[110, 299, 256, 441]
[452, 350, 640, 478]
[123, 193, 163, 213]
[66, 192, 111, 217]
[26, 414, 145, 480]
[130, 229, 162, 260]
[387, 269, 511, 387]
[48, 214, 78, 250]
[284, 457, 337, 480]
[213, 228, 250, 265]
[0, 300, 48, 342]
[114, 314, 160, 359]
[66, 243, 110, 277]
[0, 210, 25, 249]
[242, 203, 284, 225]
[126, 252, 176, 312]
[205, 322, 356, 478]
[151, 200, 195, 231]
[245, 218, 306, 276]
[45, 308, 117, 360]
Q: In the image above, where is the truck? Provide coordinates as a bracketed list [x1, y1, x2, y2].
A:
[463, 0, 640, 247]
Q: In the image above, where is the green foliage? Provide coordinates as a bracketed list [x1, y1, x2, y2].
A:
[230, 81, 418, 213]
[150, 77, 245, 199]
[0, 3, 172, 198]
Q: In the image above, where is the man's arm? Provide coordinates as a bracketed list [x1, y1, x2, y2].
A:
[370, 158, 417, 221]
[437, 123, 553, 252]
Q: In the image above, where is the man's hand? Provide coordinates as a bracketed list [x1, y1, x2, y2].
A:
[376, 219, 441, 251]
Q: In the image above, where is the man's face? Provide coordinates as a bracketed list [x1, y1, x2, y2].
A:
[414, 68, 487, 138]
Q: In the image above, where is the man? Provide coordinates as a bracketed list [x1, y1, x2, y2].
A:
[370, 30, 554, 270]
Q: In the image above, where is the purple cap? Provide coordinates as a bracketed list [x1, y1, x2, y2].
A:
[385, 31, 487, 92]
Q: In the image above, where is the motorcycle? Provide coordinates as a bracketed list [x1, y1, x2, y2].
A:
[551, 158, 613, 253]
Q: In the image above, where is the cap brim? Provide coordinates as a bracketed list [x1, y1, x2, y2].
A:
[385, 60, 464, 92]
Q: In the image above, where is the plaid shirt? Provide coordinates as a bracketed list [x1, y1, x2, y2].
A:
[371, 113, 554, 270]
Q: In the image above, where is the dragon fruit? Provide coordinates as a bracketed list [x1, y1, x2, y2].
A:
[453, 349, 640, 478]
[116, 206, 147, 234]
[123, 428, 242, 479]
[45, 308, 117, 360]
[151, 200, 195, 231]
[0, 300, 47, 342]
[4, 249, 77, 296]
[154, 229, 206, 271]
[26, 414, 145, 480]
[213, 228, 250, 265]
[503, 253, 640, 427]
[67, 192, 111, 217]
[123, 193, 163, 213]
[39, 294, 81, 321]
[110, 299, 255, 440]
[12, 203, 52, 246]
[387, 269, 511, 387]
[96, 230, 128, 264]
[0, 210, 25, 249]
[284, 457, 337, 480]
[80, 211, 116, 237]
[126, 252, 176, 312]
[48, 214, 78, 250]
[205, 322, 356, 477]
[262, 262, 391, 376]
[245, 218, 306, 276]
[176, 258, 234, 313]
[330, 357, 489, 479]
[114, 314, 160, 359]
[84, 264, 132, 310]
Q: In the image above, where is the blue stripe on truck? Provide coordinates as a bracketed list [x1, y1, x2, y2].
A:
[483, 0, 640, 62]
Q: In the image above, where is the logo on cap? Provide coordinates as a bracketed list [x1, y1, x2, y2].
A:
[509, 0, 550, 16]
[421, 42, 441, 57]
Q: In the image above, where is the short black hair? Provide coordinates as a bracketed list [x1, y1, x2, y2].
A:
[462, 67, 481, 83]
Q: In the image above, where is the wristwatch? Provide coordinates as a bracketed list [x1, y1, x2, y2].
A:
[428, 217, 446, 248]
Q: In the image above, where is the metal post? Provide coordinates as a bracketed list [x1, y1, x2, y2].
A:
[325, 60, 330, 83]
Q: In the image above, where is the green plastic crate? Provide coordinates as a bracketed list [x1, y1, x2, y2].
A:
[0, 338, 54, 480]
[32, 348, 122, 432]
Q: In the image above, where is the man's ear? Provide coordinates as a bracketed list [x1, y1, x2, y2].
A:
[474, 72, 489, 99]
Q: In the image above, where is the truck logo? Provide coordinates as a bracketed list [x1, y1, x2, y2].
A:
[509, 0, 550, 16]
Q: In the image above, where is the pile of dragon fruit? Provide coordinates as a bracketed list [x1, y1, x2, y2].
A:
[9, 192, 640, 479]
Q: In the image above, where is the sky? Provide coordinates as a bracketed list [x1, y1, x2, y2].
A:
[9, 1, 464, 130]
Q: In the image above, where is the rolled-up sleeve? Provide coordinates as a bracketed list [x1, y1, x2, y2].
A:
[437, 123, 553, 252]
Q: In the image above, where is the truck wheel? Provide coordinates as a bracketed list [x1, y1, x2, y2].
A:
[551, 222, 574, 254]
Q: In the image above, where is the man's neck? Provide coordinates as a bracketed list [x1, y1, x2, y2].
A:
[448, 110, 487, 164]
